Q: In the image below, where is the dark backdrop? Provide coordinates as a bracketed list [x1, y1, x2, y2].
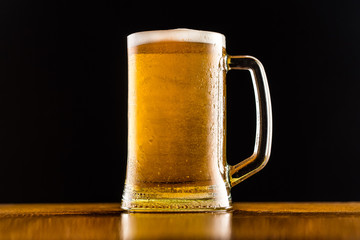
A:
[1, 0, 360, 203]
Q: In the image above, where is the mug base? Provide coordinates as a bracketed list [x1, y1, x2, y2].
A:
[121, 198, 232, 212]
[121, 184, 232, 212]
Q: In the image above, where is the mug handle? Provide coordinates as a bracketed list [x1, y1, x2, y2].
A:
[226, 55, 273, 187]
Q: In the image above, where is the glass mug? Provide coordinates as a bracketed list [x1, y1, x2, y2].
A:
[122, 29, 272, 212]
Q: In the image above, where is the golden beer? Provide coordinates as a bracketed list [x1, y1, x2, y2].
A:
[122, 29, 272, 212]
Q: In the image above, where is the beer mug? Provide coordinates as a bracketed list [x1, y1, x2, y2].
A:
[122, 29, 272, 211]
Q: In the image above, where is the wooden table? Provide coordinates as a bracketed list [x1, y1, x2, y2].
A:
[1, 202, 360, 239]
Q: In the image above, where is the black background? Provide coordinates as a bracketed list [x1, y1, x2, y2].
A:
[1, 0, 360, 203]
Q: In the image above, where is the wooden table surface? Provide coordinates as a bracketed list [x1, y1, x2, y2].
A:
[1, 202, 360, 239]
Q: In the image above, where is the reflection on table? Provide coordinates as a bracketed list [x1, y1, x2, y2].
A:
[121, 211, 231, 239]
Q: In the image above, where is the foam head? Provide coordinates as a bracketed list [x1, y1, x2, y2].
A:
[127, 29, 226, 49]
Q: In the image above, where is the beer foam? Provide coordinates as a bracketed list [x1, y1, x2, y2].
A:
[127, 29, 225, 48]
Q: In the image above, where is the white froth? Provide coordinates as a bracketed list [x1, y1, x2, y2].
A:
[127, 29, 225, 48]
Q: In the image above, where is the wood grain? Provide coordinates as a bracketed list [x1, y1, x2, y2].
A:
[0, 202, 359, 239]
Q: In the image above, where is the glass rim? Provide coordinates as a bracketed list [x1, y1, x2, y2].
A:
[127, 28, 226, 48]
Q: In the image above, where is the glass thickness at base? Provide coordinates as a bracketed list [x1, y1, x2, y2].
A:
[121, 184, 232, 212]
[121, 199, 232, 212]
